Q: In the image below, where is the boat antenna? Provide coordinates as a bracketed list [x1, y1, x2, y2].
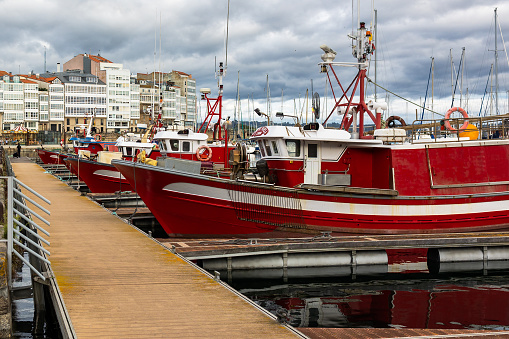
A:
[495, 7, 499, 114]
[225, 0, 230, 70]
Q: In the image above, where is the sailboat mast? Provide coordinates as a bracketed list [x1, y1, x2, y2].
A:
[431, 57, 434, 120]
[236, 70, 240, 137]
[450, 49, 454, 100]
[374, 9, 377, 101]
[495, 7, 499, 114]
[460, 47, 465, 107]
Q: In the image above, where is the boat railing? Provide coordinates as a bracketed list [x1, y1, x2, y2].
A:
[408, 115, 509, 143]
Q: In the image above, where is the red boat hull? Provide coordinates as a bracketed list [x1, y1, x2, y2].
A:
[37, 149, 68, 165]
[113, 160, 509, 237]
[66, 157, 133, 193]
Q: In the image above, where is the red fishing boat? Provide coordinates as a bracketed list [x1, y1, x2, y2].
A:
[64, 156, 133, 193]
[112, 21, 509, 237]
[36, 148, 68, 165]
[67, 61, 237, 194]
[64, 136, 159, 193]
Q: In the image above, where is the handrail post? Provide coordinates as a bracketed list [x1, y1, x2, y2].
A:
[7, 176, 13, 290]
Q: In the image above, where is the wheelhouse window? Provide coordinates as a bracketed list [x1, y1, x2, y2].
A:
[264, 140, 272, 156]
[258, 140, 265, 157]
[271, 141, 279, 155]
[308, 144, 318, 158]
[159, 141, 167, 151]
[182, 141, 190, 152]
[285, 139, 301, 157]
[170, 139, 179, 151]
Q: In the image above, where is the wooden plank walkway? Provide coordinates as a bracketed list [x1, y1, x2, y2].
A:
[12, 160, 300, 338]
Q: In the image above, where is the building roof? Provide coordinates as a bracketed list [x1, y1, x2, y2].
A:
[87, 54, 112, 64]
[173, 70, 191, 77]
[37, 71, 105, 85]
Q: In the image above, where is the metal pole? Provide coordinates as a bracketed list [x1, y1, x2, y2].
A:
[374, 9, 377, 101]
[460, 47, 465, 107]
[7, 176, 13, 290]
[495, 8, 499, 114]
[450, 49, 454, 100]
[431, 57, 435, 131]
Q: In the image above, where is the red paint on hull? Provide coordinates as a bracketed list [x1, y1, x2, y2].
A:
[65, 157, 133, 193]
[37, 149, 68, 165]
[113, 160, 509, 237]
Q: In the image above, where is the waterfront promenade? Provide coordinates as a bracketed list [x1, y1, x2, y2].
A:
[12, 159, 300, 338]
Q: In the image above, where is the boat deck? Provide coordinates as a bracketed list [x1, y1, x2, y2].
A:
[11, 159, 300, 338]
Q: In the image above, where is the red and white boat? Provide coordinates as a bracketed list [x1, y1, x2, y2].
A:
[64, 134, 159, 194]
[112, 22, 509, 238]
[36, 148, 68, 165]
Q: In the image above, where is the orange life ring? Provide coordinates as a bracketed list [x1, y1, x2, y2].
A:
[95, 134, 102, 141]
[444, 107, 469, 132]
[196, 145, 212, 161]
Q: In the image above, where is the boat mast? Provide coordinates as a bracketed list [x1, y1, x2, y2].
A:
[320, 0, 378, 137]
[495, 7, 499, 114]
[460, 47, 465, 108]
[431, 57, 434, 122]
[450, 49, 454, 100]
[374, 9, 377, 101]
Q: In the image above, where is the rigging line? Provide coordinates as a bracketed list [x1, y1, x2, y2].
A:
[479, 67, 492, 117]
[366, 77, 444, 117]
[422, 60, 433, 120]
[451, 49, 464, 108]
[473, 16, 495, 95]
[498, 19, 509, 68]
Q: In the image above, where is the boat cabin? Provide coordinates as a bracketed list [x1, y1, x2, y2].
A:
[153, 129, 235, 164]
[251, 123, 388, 188]
[155, 129, 208, 155]
[70, 136, 118, 154]
[115, 140, 159, 161]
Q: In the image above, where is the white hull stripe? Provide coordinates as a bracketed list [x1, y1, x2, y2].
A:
[93, 170, 125, 180]
[162, 182, 509, 217]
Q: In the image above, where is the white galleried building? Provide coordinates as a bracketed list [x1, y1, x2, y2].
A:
[0, 55, 197, 134]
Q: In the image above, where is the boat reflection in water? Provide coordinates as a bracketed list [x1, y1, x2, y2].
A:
[228, 249, 509, 330]
[236, 274, 509, 330]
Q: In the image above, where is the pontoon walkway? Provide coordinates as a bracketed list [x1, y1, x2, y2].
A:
[12, 160, 300, 338]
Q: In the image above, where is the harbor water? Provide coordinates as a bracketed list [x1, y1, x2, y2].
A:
[12, 253, 57, 339]
[229, 249, 509, 330]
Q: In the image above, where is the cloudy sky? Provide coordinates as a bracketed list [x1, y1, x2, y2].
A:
[1, 0, 508, 123]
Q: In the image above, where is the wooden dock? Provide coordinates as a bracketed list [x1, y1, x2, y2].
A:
[12, 160, 302, 338]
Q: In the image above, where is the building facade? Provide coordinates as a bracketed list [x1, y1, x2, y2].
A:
[0, 55, 198, 135]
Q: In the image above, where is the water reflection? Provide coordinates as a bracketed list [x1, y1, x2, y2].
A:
[236, 274, 509, 329]
[230, 249, 509, 329]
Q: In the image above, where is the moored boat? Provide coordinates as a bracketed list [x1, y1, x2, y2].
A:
[112, 17, 509, 238]
[65, 155, 133, 193]
[36, 148, 68, 165]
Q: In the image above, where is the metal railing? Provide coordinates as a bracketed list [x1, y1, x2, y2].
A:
[4, 176, 51, 289]
[409, 116, 509, 143]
